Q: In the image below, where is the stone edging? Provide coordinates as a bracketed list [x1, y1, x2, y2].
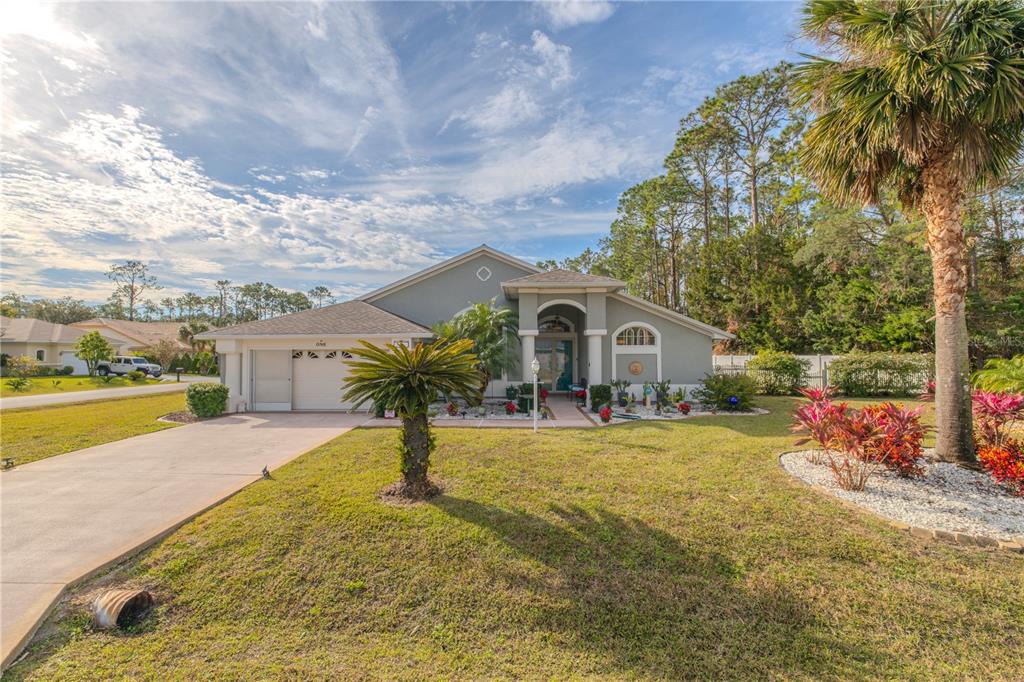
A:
[778, 452, 1024, 553]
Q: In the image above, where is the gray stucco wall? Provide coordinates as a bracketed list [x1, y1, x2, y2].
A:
[368, 253, 533, 328]
[604, 296, 714, 384]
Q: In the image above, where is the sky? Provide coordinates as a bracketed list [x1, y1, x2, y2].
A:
[1, 1, 804, 304]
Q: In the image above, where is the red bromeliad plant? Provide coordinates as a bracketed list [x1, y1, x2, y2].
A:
[861, 403, 928, 478]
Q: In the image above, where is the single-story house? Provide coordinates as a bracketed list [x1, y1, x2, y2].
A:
[198, 245, 733, 413]
[0, 317, 129, 373]
[71, 318, 193, 352]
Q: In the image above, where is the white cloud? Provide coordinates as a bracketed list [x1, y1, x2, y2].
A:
[540, 1, 616, 30]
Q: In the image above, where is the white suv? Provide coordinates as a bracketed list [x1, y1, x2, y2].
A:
[96, 356, 163, 377]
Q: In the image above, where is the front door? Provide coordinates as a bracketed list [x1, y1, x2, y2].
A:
[536, 338, 573, 390]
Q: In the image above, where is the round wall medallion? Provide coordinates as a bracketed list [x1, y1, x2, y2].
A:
[628, 361, 643, 375]
[476, 266, 492, 282]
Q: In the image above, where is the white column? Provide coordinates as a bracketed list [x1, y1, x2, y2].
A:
[520, 333, 536, 383]
[585, 330, 605, 385]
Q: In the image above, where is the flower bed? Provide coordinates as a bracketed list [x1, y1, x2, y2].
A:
[781, 449, 1024, 545]
[429, 399, 549, 421]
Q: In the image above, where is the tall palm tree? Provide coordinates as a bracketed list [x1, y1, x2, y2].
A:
[794, 0, 1024, 464]
[342, 339, 481, 499]
[432, 299, 518, 394]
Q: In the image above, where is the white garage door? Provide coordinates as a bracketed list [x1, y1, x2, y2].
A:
[59, 351, 89, 375]
[291, 349, 355, 410]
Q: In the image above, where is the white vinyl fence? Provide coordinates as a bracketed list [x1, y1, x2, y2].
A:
[713, 354, 841, 390]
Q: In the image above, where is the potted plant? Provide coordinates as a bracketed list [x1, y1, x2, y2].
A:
[611, 379, 630, 406]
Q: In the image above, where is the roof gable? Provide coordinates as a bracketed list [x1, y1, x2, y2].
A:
[361, 245, 539, 303]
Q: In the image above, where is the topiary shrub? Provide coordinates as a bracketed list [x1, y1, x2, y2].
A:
[691, 373, 756, 411]
[185, 382, 229, 418]
[829, 352, 932, 397]
[746, 350, 809, 395]
[589, 384, 611, 412]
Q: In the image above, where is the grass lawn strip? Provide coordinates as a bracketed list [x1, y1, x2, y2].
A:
[8, 396, 1022, 680]
[0, 376, 163, 398]
[0, 393, 187, 466]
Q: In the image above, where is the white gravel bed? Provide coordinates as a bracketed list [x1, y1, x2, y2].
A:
[781, 449, 1024, 540]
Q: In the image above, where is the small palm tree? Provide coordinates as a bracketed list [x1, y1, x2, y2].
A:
[178, 321, 210, 352]
[343, 339, 481, 499]
[794, 0, 1024, 464]
[432, 299, 518, 394]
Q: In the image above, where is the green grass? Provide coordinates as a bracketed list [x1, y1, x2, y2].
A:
[0, 393, 186, 465]
[0, 375, 163, 397]
[9, 397, 1023, 680]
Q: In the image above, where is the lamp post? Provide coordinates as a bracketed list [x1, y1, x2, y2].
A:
[531, 357, 540, 433]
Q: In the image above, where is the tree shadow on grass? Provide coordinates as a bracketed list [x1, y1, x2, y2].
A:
[432, 496, 888, 679]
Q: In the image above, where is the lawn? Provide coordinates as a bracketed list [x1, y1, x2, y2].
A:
[8, 397, 1022, 680]
[0, 375, 164, 397]
[0, 393, 186, 465]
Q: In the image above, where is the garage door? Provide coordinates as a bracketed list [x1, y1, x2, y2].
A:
[291, 350, 355, 410]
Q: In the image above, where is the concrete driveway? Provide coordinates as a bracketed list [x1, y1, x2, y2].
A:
[0, 411, 369, 669]
[0, 381, 189, 410]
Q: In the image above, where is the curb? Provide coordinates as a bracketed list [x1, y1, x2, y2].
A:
[778, 452, 1024, 553]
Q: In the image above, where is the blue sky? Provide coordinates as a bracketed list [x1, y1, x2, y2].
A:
[2, 1, 803, 304]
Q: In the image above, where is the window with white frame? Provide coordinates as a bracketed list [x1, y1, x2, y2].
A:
[615, 326, 656, 346]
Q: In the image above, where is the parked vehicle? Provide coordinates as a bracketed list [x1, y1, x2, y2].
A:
[96, 356, 163, 377]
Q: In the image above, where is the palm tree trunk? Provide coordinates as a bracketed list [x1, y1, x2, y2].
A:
[922, 158, 975, 464]
[399, 413, 436, 497]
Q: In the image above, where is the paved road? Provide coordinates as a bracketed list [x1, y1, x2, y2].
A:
[0, 381, 190, 410]
[0, 411, 369, 669]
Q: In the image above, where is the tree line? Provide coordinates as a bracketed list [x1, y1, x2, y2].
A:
[539, 63, 1023, 362]
[1, 261, 340, 327]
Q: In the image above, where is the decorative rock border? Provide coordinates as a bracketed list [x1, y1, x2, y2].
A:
[779, 451, 1024, 553]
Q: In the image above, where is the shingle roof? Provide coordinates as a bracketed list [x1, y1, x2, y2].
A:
[200, 301, 429, 337]
[73, 318, 192, 349]
[0, 317, 117, 344]
[503, 269, 626, 286]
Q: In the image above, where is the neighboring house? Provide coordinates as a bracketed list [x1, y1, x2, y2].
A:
[0, 316, 129, 373]
[71, 318, 193, 352]
[199, 245, 732, 413]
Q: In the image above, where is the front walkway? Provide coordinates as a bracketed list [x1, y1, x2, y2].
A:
[0, 381, 188, 410]
[0, 412, 369, 669]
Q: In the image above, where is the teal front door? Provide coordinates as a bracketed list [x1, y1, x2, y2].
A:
[536, 338, 573, 390]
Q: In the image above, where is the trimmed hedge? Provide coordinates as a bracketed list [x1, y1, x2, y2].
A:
[589, 384, 612, 412]
[746, 350, 809, 395]
[691, 373, 756, 411]
[185, 382, 229, 418]
[829, 352, 932, 397]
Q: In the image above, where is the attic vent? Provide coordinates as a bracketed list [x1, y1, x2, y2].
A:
[476, 266, 492, 282]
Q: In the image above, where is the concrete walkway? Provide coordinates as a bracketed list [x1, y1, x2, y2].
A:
[0, 411, 369, 669]
[0, 381, 189, 411]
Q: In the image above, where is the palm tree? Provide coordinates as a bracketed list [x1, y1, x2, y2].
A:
[342, 339, 481, 499]
[432, 299, 518, 395]
[794, 0, 1024, 464]
[178, 321, 210, 352]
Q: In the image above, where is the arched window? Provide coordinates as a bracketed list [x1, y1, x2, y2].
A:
[615, 326, 656, 346]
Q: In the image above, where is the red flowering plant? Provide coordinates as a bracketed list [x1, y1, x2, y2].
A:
[972, 391, 1024, 496]
[599, 405, 612, 423]
[677, 402, 691, 415]
[445, 402, 459, 417]
[504, 401, 517, 415]
[860, 402, 928, 477]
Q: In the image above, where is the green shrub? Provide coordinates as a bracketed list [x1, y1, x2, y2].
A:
[185, 382, 229, 418]
[691, 373, 756, 411]
[589, 384, 612, 412]
[746, 350, 809, 395]
[829, 352, 932, 397]
[127, 370, 147, 381]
